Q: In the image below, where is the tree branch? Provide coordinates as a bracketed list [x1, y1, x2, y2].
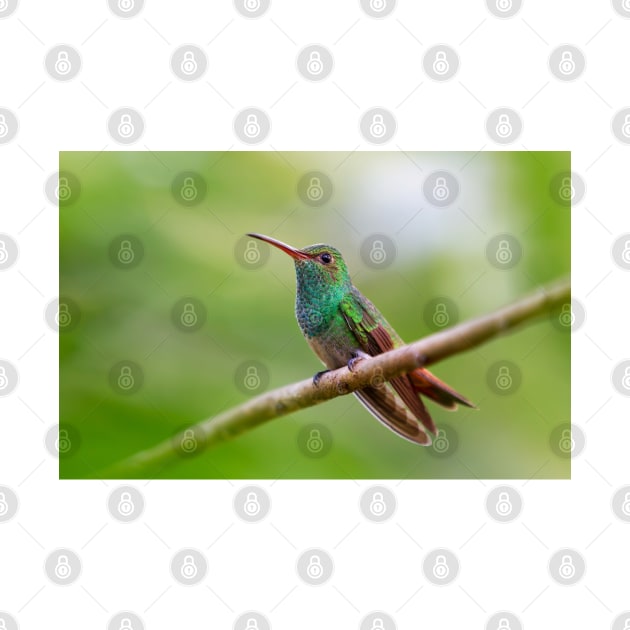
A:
[96, 279, 570, 478]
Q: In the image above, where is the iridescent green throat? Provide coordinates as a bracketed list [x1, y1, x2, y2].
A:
[294, 254, 351, 338]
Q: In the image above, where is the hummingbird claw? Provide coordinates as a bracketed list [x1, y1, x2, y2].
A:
[347, 350, 371, 372]
[312, 370, 330, 386]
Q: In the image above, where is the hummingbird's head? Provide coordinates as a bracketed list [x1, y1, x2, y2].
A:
[246, 234, 351, 289]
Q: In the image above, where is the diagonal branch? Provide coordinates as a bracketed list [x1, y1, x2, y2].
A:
[96, 279, 570, 478]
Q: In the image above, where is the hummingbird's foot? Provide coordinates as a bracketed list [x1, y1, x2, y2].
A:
[312, 370, 331, 386]
[347, 350, 371, 372]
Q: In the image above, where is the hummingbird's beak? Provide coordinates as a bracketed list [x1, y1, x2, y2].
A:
[246, 233, 310, 261]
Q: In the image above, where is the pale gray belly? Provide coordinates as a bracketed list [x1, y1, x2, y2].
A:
[305, 330, 358, 370]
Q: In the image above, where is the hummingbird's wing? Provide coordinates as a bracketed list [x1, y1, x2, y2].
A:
[340, 293, 439, 442]
[352, 383, 432, 445]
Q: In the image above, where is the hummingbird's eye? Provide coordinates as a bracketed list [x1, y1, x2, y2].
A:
[320, 252, 332, 264]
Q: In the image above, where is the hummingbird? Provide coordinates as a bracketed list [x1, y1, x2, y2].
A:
[247, 233, 475, 445]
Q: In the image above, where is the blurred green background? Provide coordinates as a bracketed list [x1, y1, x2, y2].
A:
[59, 151, 570, 479]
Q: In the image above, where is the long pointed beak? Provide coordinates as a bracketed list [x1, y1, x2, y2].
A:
[247, 233, 310, 261]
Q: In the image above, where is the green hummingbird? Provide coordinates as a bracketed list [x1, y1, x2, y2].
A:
[247, 233, 475, 445]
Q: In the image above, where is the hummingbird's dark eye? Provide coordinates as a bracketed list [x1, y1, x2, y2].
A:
[320, 253, 332, 264]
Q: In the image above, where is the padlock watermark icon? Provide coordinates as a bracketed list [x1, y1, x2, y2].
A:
[306, 554, 323, 579]
[45, 549, 82, 585]
[487, 108, 522, 143]
[432, 431, 450, 453]
[369, 491, 386, 516]
[297, 45, 333, 81]
[423, 45, 459, 80]
[306, 177, 324, 201]
[488, 360, 521, 395]
[181, 51, 198, 75]
[432, 176, 449, 201]
[423, 548, 459, 585]
[244, 366, 261, 390]
[298, 171, 332, 206]
[369, 114, 387, 138]
[56, 428, 72, 454]
[432, 303, 449, 327]
[54, 554, 72, 580]
[180, 429, 198, 453]
[426, 422, 459, 459]
[496, 114, 513, 138]
[432, 51, 449, 75]
[172, 297, 205, 332]
[307, 428, 324, 453]
[108, 236, 144, 270]
[117, 491, 135, 516]
[108, 486, 144, 522]
[361, 486, 395, 521]
[487, 234, 521, 269]
[234, 485, 270, 521]
[306, 51, 323, 75]
[180, 303, 198, 328]
[549, 45, 585, 81]
[244, 240, 261, 264]
[57, 176, 72, 202]
[117, 240, 135, 264]
[46, 46, 82, 81]
[244, 114, 261, 138]
[181, 555, 198, 579]
[558, 51, 576, 75]
[110, 361, 143, 395]
[171, 548, 207, 584]
[234, 108, 270, 144]
[117, 114, 135, 139]
[495, 365, 512, 390]
[297, 548, 333, 584]
[180, 177, 198, 201]
[54, 51, 72, 75]
[369, 240, 387, 264]
[118, 365, 135, 391]
[495, 0, 513, 11]
[171, 45, 207, 80]
[361, 108, 395, 143]
[550, 423, 584, 459]
[487, 486, 522, 521]
[108, 109, 144, 144]
[495, 240, 513, 264]
[495, 491, 512, 516]
[243, 491, 261, 516]
[432, 554, 450, 579]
